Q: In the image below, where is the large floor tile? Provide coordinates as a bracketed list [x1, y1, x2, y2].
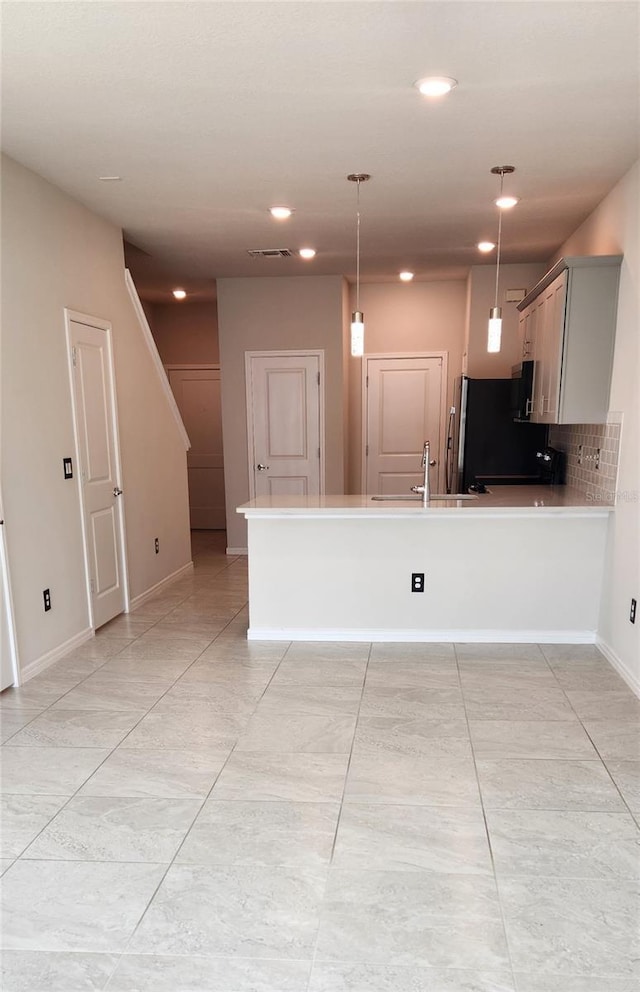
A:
[476, 759, 627, 811]
[236, 709, 357, 753]
[59, 637, 133, 662]
[359, 685, 466, 721]
[78, 746, 230, 798]
[468, 720, 598, 759]
[49, 679, 168, 712]
[121, 707, 244, 749]
[455, 643, 546, 662]
[365, 662, 460, 689]
[332, 803, 492, 874]
[0, 859, 165, 952]
[0, 678, 81, 711]
[549, 661, 626, 690]
[256, 684, 363, 715]
[153, 680, 263, 710]
[0, 796, 68, 859]
[177, 800, 339, 867]
[308, 963, 516, 992]
[211, 752, 349, 802]
[95, 614, 157, 639]
[112, 634, 210, 662]
[459, 670, 557, 693]
[369, 642, 456, 662]
[270, 658, 367, 687]
[105, 954, 310, 992]
[486, 809, 640, 878]
[499, 876, 640, 977]
[198, 641, 289, 664]
[0, 710, 42, 743]
[94, 658, 195, 683]
[463, 687, 575, 722]
[540, 644, 607, 663]
[565, 689, 640, 720]
[315, 869, 509, 970]
[129, 864, 325, 958]
[345, 749, 480, 806]
[606, 760, 640, 811]
[7, 709, 147, 748]
[0, 949, 117, 992]
[283, 642, 370, 663]
[1, 747, 112, 795]
[581, 720, 640, 760]
[23, 796, 201, 862]
[353, 715, 470, 755]
[514, 977, 640, 991]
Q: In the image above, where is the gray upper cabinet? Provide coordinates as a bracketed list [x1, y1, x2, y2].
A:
[517, 255, 622, 424]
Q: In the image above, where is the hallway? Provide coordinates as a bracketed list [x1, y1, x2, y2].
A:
[1, 532, 639, 991]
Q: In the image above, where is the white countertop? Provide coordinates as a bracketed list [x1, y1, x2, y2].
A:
[237, 486, 613, 519]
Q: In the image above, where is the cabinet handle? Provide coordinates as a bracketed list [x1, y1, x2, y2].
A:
[525, 398, 533, 416]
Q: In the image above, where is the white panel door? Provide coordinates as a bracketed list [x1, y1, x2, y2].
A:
[247, 353, 321, 498]
[69, 318, 126, 629]
[365, 356, 444, 494]
[168, 367, 226, 529]
[0, 508, 17, 690]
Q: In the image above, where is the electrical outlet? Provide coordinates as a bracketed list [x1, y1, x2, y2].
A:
[577, 444, 583, 466]
[631, 599, 637, 624]
[43, 588, 51, 612]
[595, 448, 601, 471]
[411, 572, 425, 593]
[154, 538, 159, 554]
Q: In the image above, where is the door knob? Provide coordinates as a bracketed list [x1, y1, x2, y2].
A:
[256, 464, 270, 472]
[113, 487, 123, 497]
[429, 460, 437, 466]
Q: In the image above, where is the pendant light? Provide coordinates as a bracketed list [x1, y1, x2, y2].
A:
[487, 165, 515, 354]
[347, 173, 371, 357]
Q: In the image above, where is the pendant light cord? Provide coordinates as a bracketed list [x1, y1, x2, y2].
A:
[493, 171, 504, 310]
[356, 178, 361, 313]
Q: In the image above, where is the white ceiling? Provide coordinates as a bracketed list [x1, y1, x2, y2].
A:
[2, 1, 638, 302]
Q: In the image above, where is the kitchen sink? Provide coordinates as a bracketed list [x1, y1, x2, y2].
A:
[371, 494, 479, 501]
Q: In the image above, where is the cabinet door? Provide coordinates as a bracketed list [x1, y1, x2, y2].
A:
[531, 294, 546, 422]
[541, 272, 567, 423]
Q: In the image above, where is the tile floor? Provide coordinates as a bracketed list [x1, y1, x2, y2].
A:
[1, 531, 639, 991]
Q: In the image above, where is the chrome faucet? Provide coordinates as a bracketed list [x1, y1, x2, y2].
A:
[411, 440, 436, 506]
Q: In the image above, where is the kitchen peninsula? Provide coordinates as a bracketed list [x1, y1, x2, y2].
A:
[237, 487, 613, 643]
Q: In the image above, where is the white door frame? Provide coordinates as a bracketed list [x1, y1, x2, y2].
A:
[0, 489, 21, 688]
[64, 309, 130, 628]
[245, 350, 325, 500]
[362, 351, 449, 493]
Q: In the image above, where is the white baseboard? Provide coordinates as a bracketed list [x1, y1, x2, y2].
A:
[596, 636, 640, 698]
[247, 626, 598, 643]
[128, 561, 194, 612]
[226, 547, 248, 556]
[19, 627, 94, 685]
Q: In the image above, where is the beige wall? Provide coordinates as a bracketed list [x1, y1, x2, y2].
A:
[556, 161, 639, 685]
[347, 280, 467, 492]
[0, 155, 192, 672]
[216, 275, 346, 549]
[148, 300, 219, 366]
[465, 262, 547, 377]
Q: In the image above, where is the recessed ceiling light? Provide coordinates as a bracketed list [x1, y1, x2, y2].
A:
[98, 176, 122, 181]
[298, 247, 316, 259]
[270, 206, 293, 220]
[399, 271, 414, 282]
[172, 289, 187, 300]
[414, 76, 458, 97]
[477, 241, 496, 253]
[495, 195, 519, 209]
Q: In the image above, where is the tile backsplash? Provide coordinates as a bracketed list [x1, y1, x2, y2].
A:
[549, 421, 621, 501]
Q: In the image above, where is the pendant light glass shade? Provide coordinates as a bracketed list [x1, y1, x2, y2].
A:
[487, 166, 515, 354]
[347, 173, 370, 358]
[350, 311, 364, 356]
[487, 307, 502, 353]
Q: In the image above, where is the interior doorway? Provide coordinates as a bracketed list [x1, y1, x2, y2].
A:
[66, 312, 129, 629]
[363, 353, 447, 494]
[167, 366, 226, 529]
[245, 351, 324, 499]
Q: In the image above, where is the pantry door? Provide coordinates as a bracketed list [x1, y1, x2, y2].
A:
[67, 312, 128, 629]
[246, 352, 323, 499]
[364, 354, 447, 495]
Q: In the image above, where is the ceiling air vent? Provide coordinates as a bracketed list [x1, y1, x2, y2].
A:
[247, 248, 293, 258]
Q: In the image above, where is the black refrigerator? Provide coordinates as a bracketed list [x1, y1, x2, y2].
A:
[447, 376, 548, 493]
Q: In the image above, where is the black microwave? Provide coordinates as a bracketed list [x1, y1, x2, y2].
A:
[511, 360, 535, 421]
